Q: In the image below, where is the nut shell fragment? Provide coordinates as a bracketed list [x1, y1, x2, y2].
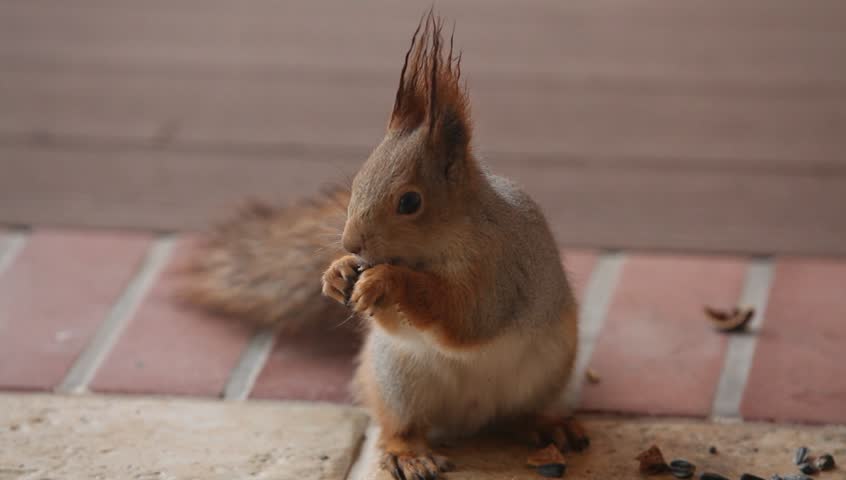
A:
[585, 368, 601, 384]
[704, 305, 755, 332]
[527, 444, 566, 467]
[636, 445, 669, 475]
[700, 473, 731, 480]
[794, 446, 809, 465]
[536, 463, 567, 478]
[816, 453, 835, 471]
[668, 459, 696, 478]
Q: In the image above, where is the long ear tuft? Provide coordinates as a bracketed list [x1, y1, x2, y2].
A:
[390, 10, 471, 157]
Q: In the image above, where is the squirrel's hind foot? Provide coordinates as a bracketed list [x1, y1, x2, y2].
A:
[498, 414, 590, 453]
[532, 416, 590, 453]
[381, 451, 453, 480]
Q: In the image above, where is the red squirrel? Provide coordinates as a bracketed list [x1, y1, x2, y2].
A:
[181, 12, 586, 480]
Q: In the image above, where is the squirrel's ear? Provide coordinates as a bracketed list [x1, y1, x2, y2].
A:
[389, 11, 472, 177]
[431, 96, 471, 178]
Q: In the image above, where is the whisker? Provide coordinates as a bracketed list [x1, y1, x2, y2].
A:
[333, 311, 359, 329]
[315, 232, 343, 238]
[312, 242, 342, 256]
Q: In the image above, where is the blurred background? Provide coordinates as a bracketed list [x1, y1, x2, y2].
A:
[1, 0, 844, 256]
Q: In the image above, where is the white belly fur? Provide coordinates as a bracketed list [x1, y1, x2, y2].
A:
[373, 314, 574, 437]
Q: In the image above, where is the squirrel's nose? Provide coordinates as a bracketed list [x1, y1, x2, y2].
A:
[342, 234, 363, 255]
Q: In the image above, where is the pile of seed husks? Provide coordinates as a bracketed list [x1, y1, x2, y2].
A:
[636, 445, 837, 480]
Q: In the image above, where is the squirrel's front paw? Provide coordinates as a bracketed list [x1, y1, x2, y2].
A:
[349, 265, 396, 315]
[321, 255, 366, 305]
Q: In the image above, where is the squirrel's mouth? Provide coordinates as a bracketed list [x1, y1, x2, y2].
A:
[357, 254, 425, 271]
[350, 252, 379, 269]
[357, 255, 399, 267]
[388, 257, 427, 271]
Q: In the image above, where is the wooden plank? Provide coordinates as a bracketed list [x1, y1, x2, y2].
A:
[2, 0, 845, 167]
[0, 145, 356, 231]
[1, 145, 844, 256]
[2, 0, 845, 86]
[2, 68, 845, 169]
[497, 161, 846, 256]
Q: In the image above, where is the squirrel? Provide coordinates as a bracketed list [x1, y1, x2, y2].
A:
[179, 11, 586, 480]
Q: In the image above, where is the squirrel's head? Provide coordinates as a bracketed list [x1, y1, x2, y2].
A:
[342, 12, 479, 268]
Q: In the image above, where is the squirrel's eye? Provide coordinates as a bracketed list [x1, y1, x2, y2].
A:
[397, 191, 422, 215]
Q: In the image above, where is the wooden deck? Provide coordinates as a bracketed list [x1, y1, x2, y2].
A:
[1, 1, 845, 255]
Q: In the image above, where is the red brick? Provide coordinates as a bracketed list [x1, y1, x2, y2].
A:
[579, 254, 747, 417]
[741, 258, 846, 424]
[91, 237, 252, 397]
[0, 230, 152, 391]
[562, 249, 599, 301]
[250, 326, 360, 403]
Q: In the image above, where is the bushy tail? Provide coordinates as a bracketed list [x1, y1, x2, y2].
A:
[176, 188, 350, 332]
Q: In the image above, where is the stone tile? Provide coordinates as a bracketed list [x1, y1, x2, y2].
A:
[742, 258, 846, 424]
[0, 393, 369, 480]
[91, 237, 253, 396]
[0, 230, 152, 391]
[356, 417, 846, 480]
[251, 327, 361, 403]
[580, 254, 747, 416]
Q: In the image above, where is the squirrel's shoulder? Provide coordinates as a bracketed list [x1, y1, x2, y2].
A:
[482, 170, 563, 266]
[484, 172, 546, 222]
